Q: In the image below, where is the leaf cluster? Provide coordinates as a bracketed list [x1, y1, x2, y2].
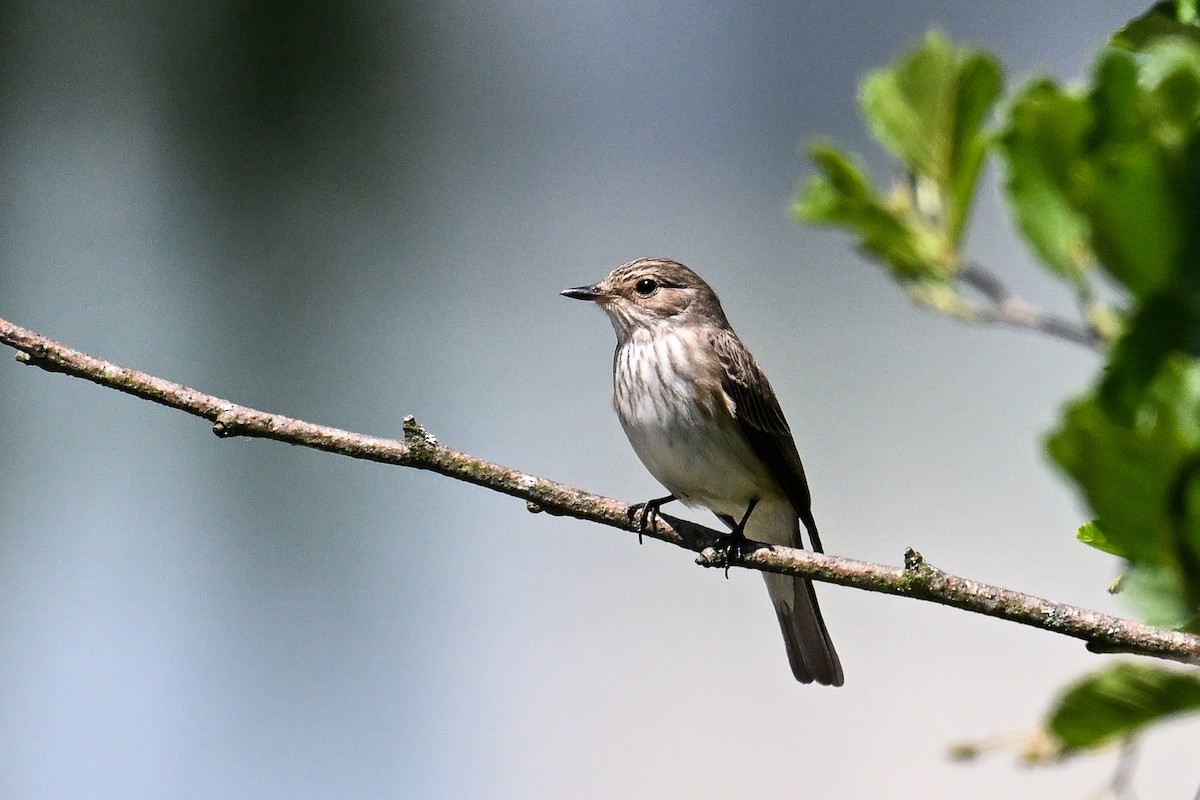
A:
[796, 0, 1200, 763]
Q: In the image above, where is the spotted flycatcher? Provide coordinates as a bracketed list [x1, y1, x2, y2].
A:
[562, 257, 843, 685]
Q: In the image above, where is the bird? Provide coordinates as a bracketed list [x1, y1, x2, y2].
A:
[561, 257, 843, 686]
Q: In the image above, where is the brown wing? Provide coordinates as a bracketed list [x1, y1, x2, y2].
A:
[710, 329, 824, 553]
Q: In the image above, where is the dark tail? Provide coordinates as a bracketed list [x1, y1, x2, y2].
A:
[766, 573, 843, 686]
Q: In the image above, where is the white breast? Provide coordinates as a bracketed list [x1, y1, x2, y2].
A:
[613, 329, 775, 519]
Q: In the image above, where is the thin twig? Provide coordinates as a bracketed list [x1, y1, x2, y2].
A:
[2, 315, 1198, 664]
[1109, 737, 1139, 800]
[958, 264, 1105, 351]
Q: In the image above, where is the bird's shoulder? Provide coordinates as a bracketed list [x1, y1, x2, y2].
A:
[706, 328, 792, 436]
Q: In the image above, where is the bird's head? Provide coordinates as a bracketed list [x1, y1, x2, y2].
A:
[561, 258, 729, 340]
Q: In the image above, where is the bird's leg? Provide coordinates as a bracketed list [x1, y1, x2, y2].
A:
[717, 498, 759, 578]
[627, 494, 676, 544]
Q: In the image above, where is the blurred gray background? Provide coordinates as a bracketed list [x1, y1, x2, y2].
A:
[2, 1, 1195, 797]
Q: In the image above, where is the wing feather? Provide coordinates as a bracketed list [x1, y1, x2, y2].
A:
[710, 330, 824, 553]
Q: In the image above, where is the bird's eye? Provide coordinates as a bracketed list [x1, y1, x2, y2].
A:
[635, 278, 659, 297]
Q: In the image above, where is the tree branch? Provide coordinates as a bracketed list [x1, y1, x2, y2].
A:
[957, 264, 1106, 351]
[3, 315, 1197, 665]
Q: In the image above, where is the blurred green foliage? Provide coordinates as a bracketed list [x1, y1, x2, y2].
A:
[1048, 662, 1200, 750]
[796, 32, 1000, 289]
[796, 0, 1200, 764]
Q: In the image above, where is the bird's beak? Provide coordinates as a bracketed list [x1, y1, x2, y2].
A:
[561, 284, 612, 303]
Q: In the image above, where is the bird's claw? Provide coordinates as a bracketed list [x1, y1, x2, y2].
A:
[715, 498, 759, 578]
[627, 494, 675, 544]
[714, 529, 749, 578]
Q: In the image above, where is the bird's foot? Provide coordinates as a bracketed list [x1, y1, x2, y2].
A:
[716, 498, 760, 578]
[627, 494, 676, 544]
[714, 529, 750, 578]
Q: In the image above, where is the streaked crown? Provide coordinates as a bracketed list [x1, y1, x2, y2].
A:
[561, 258, 731, 341]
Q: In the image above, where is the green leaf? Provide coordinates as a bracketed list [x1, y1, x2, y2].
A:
[1076, 49, 1200, 300]
[1047, 663, 1200, 750]
[798, 33, 1003, 284]
[859, 31, 1002, 244]
[1000, 45, 1200, 301]
[1112, 1, 1200, 51]
[1121, 563, 1197, 628]
[1139, 37, 1200, 104]
[1076, 520, 1125, 557]
[795, 142, 945, 281]
[999, 81, 1094, 283]
[1098, 292, 1200, 418]
[802, 141, 875, 198]
[1048, 354, 1200, 622]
